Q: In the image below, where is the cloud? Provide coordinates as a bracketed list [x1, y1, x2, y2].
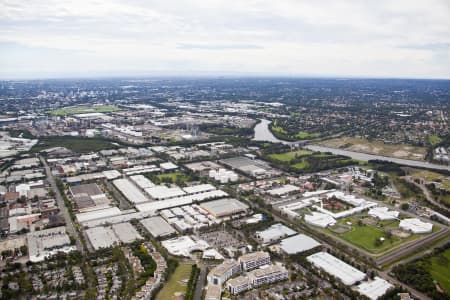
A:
[0, 0, 449, 78]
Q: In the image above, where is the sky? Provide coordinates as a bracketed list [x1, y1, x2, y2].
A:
[0, 0, 450, 79]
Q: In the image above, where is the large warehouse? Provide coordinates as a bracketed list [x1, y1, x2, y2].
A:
[307, 252, 366, 285]
[200, 198, 249, 218]
[279, 234, 321, 255]
[113, 178, 150, 204]
[140, 216, 176, 238]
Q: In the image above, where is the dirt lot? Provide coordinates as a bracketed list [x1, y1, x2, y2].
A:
[316, 137, 427, 161]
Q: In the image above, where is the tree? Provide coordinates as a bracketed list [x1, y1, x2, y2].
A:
[400, 203, 409, 210]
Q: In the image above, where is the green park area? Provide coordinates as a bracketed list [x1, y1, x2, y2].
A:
[294, 131, 321, 139]
[319, 215, 428, 255]
[155, 263, 192, 300]
[427, 135, 442, 146]
[267, 149, 356, 172]
[148, 172, 192, 185]
[426, 248, 450, 293]
[47, 105, 121, 116]
[268, 150, 312, 162]
[32, 136, 118, 153]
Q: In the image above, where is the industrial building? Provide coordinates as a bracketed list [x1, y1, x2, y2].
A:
[140, 216, 176, 238]
[267, 184, 300, 196]
[111, 222, 142, 243]
[130, 175, 155, 189]
[279, 234, 321, 255]
[135, 190, 228, 212]
[200, 198, 249, 218]
[255, 223, 296, 245]
[85, 226, 120, 250]
[27, 226, 75, 262]
[307, 252, 366, 285]
[357, 277, 394, 300]
[304, 212, 336, 228]
[161, 235, 209, 257]
[113, 178, 150, 204]
[399, 218, 433, 234]
[368, 207, 400, 221]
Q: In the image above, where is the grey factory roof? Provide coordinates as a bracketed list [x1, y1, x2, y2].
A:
[279, 234, 321, 254]
[140, 216, 176, 238]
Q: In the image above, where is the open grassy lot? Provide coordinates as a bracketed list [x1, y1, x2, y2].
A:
[152, 172, 192, 184]
[155, 263, 192, 300]
[294, 132, 321, 139]
[268, 150, 312, 162]
[410, 169, 450, 191]
[32, 136, 118, 153]
[318, 216, 426, 255]
[426, 248, 450, 293]
[316, 136, 427, 161]
[265, 149, 357, 172]
[47, 105, 121, 116]
[427, 135, 443, 146]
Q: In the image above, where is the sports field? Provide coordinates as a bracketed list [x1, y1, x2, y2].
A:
[48, 105, 121, 116]
[155, 263, 192, 300]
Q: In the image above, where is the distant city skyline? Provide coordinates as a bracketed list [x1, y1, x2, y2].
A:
[1, 0, 450, 79]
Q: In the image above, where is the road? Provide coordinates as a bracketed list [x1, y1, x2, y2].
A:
[40, 155, 85, 254]
[250, 201, 435, 300]
[193, 264, 207, 300]
[305, 145, 450, 171]
[403, 176, 450, 214]
[376, 227, 449, 266]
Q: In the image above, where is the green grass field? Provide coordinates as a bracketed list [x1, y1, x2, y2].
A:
[292, 159, 310, 170]
[426, 248, 450, 293]
[271, 125, 288, 135]
[268, 150, 312, 162]
[47, 105, 121, 116]
[155, 263, 192, 300]
[32, 136, 118, 153]
[294, 132, 321, 139]
[320, 216, 424, 254]
[427, 135, 443, 146]
[155, 172, 191, 184]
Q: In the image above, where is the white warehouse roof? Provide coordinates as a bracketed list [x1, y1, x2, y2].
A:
[399, 218, 433, 234]
[256, 223, 297, 244]
[357, 277, 394, 300]
[280, 234, 321, 254]
[113, 178, 150, 204]
[145, 185, 186, 200]
[136, 190, 228, 212]
[307, 252, 366, 285]
[304, 212, 336, 228]
[368, 207, 399, 221]
[130, 175, 155, 189]
[267, 184, 300, 196]
[76, 207, 122, 223]
[183, 184, 216, 194]
[140, 216, 176, 237]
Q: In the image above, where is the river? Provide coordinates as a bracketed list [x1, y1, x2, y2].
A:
[252, 119, 294, 145]
[253, 119, 450, 171]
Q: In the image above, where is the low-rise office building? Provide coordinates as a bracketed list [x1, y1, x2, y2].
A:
[238, 251, 270, 271]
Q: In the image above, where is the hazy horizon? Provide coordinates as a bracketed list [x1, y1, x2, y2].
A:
[1, 0, 450, 79]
